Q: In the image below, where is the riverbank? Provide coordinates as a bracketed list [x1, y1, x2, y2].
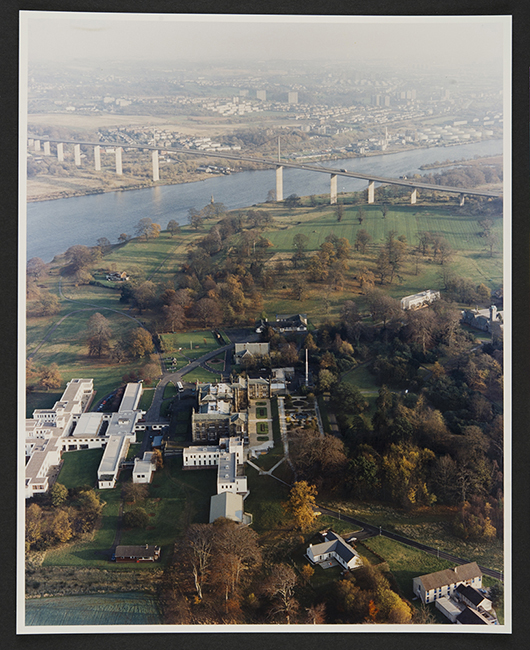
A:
[419, 154, 503, 171]
[26, 140, 502, 203]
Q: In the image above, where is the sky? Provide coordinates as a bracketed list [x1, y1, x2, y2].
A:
[23, 12, 508, 70]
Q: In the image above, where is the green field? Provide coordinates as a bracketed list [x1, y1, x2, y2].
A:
[262, 202, 502, 321]
[58, 449, 104, 489]
[25, 592, 162, 626]
[182, 366, 220, 382]
[43, 456, 217, 569]
[159, 330, 220, 359]
[362, 535, 454, 600]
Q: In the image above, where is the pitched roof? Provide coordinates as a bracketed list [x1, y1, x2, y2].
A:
[456, 584, 489, 607]
[417, 562, 481, 591]
[457, 607, 489, 625]
[310, 531, 359, 564]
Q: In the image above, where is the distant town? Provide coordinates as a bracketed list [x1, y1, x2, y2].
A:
[24, 23, 506, 630]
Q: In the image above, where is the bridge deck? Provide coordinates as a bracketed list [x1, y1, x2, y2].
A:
[28, 136, 502, 199]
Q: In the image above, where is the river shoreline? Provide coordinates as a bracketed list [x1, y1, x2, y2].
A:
[26, 140, 502, 204]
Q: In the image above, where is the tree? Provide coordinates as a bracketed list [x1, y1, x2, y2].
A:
[357, 206, 366, 225]
[51, 509, 73, 544]
[96, 237, 112, 253]
[122, 481, 149, 504]
[39, 363, 62, 390]
[151, 448, 164, 470]
[123, 507, 149, 529]
[167, 219, 181, 236]
[39, 291, 61, 316]
[264, 564, 299, 624]
[211, 519, 262, 601]
[366, 290, 400, 327]
[192, 297, 222, 328]
[354, 229, 372, 254]
[284, 193, 301, 209]
[128, 328, 154, 358]
[50, 482, 68, 508]
[27, 257, 47, 279]
[135, 217, 156, 240]
[266, 189, 276, 202]
[133, 281, 157, 313]
[184, 523, 214, 600]
[118, 233, 130, 244]
[336, 203, 344, 222]
[86, 312, 112, 357]
[382, 443, 436, 509]
[161, 302, 186, 332]
[188, 207, 203, 230]
[284, 481, 318, 531]
[26, 503, 43, 550]
[292, 233, 309, 268]
[64, 245, 95, 274]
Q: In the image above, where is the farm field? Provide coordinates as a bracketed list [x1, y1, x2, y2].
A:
[25, 592, 162, 626]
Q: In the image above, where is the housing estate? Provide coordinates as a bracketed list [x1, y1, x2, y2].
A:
[307, 530, 363, 571]
[25, 379, 146, 497]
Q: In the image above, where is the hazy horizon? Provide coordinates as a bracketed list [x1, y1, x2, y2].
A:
[23, 13, 508, 73]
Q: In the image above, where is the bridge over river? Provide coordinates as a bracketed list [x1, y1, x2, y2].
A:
[28, 136, 502, 207]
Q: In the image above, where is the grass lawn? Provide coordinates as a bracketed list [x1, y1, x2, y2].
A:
[58, 449, 104, 489]
[138, 388, 155, 411]
[244, 467, 290, 533]
[256, 407, 268, 419]
[43, 456, 217, 569]
[162, 382, 178, 399]
[260, 202, 502, 322]
[42, 488, 122, 568]
[256, 422, 269, 434]
[323, 500, 504, 573]
[361, 535, 454, 600]
[181, 366, 220, 382]
[159, 330, 220, 359]
[342, 363, 379, 391]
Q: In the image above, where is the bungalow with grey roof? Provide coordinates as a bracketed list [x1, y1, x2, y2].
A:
[307, 530, 362, 571]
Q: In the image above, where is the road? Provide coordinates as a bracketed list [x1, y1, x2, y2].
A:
[316, 506, 503, 581]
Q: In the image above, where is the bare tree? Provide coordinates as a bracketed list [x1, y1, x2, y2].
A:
[184, 524, 214, 601]
[264, 563, 299, 624]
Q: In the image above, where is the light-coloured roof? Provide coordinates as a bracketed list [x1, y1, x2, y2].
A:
[209, 491, 244, 523]
[417, 562, 482, 591]
[71, 412, 104, 437]
[98, 434, 128, 476]
[133, 458, 154, 475]
[120, 382, 143, 411]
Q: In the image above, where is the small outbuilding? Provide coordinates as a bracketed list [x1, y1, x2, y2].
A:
[114, 544, 160, 563]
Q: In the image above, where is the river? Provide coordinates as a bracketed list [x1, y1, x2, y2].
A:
[26, 139, 502, 263]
